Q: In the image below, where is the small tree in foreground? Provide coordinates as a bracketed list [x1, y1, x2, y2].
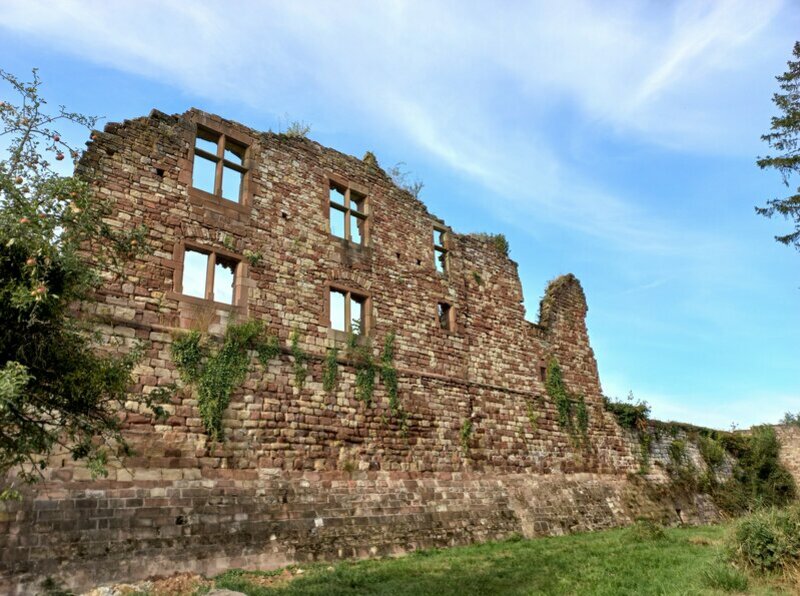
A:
[756, 41, 800, 250]
[0, 69, 165, 498]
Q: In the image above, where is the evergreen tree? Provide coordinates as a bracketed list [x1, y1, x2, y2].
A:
[756, 41, 800, 250]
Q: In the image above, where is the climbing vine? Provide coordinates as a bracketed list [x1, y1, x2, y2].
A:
[546, 358, 571, 429]
[379, 331, 407, 434]
[171, 320, 280, 441]
[666, 438, 699, 491]
[545, 357, 589, 444]
[322, 346, 339, 393]
[347, 331, 376, 405]
[341, 329, 407, 432]
[290, 328, 308, 389]
[380, 332, 398, 407]
[698, 434, 725, 475]
[460, 418, 473, 455]
[380, 332, 398, 411]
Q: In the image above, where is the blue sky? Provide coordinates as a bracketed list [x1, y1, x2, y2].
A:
[1, 1, 798, 429]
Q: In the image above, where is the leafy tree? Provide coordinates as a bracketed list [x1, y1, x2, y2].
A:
[756, 41, 800, 250]
[0, 69, 165, 498]
[780, 411, 800, 427]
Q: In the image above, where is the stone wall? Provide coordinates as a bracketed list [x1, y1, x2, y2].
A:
[2, 468, 722, 593]
[0, 109, 724, 593]
[775, 425, 800, 485]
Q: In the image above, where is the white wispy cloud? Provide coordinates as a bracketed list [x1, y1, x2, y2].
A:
[0, 0, 791, 252]
[1, 0, 797, 427]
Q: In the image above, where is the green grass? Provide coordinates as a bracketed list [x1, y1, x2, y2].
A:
[212, 523, 793, 595]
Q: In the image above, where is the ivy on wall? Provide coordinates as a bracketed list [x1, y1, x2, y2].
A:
[171, 322, 410, 440]
[347, 332, 376, 405]
[604, 391, 797, 509]
[303, 326, 407, 432]
[290, 328, 308, 389]
[545, 357, 589, 444]
[171, 320, 279, 441]
[341, 330, 406, 432]
[663, 426, 796, 514]
[460, 418, 473, 455]
[322, 346, 339, 393]
[380, 332, 398, 409]
[666, 438, 698, 490]
[380, 332, 408, 433]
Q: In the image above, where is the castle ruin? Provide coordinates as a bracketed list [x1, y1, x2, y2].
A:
[3, 109, 797, 593]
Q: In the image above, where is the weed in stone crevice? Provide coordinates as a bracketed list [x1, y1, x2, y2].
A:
[242, 248, 263, 266]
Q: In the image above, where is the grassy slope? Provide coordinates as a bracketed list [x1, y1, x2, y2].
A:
[214, 524, 788, 595]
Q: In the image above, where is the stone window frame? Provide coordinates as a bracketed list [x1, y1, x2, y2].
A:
[326, 173, 370, 246]
[323, 282, 373, 340]
[187, 114, 254, 214]
[170, 240, 249, 311]
[433, 224, 450, 276]
[436, 300, 456, 333]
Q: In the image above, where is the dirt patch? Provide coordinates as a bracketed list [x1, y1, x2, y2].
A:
[230, 568, 296, 588]
[82, 573, 212, 596]
[148, 573, 213, 595]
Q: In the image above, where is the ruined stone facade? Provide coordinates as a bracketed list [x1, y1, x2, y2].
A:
[0, 109, 786, 593]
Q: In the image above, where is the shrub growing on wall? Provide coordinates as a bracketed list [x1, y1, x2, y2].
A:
[713, 426, 797, 514]
[603, 392, 650, 431]
[603, 392, 652, 473]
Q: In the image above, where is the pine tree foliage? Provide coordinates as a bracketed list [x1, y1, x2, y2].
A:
[757, 41, 800, 250]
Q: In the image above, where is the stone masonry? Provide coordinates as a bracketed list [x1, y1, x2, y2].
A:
[1, 109, 787, 593]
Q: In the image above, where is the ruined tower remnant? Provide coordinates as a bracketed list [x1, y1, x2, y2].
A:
[0, 110, 722, 593]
